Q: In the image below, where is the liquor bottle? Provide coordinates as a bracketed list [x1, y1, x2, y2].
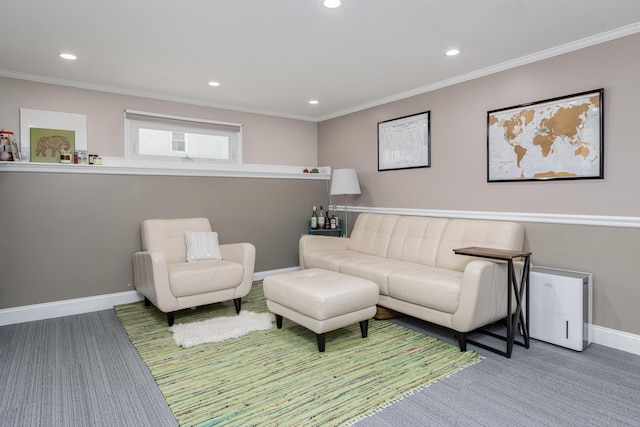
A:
[330, 205, 337, 229]
[311, 206, 318, 230]
[318, 205, 325, 229]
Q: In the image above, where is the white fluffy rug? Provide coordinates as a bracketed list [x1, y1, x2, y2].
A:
[169, 310, 274, 348]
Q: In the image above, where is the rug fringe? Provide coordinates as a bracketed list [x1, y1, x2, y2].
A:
[341, 354, 484, 426]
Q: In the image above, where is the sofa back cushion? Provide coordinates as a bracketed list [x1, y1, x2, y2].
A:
[436, 219, 524, 272]
[348, 213, 400, 257]
[141, 217, 212, 264]
[386, 216, 449, 267]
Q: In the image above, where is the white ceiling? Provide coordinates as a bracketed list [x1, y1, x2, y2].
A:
[2, 0, 640, 122]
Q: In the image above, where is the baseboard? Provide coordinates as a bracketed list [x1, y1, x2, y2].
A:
[0, 290, 145, 327]
[0, 268, 299, 327]
[591, 324, 640, 356]
[253, 266, 299, 281]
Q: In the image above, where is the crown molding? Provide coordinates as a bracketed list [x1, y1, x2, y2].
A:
[317, 22, 640, 122]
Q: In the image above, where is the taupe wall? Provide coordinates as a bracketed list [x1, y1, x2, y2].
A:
[0, 77, 318, 166]
[0, 77, 327, 309]
[318, 33, 640, 335]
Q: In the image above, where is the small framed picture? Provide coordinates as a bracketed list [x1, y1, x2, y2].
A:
[378, 111, 430, 171]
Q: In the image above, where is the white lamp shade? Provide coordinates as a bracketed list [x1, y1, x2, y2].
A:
[330, 168, 361, 195]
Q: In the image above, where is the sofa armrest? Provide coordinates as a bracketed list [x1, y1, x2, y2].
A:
[451, 259, 512, 333]
[133, 251, 178, 312]
[220, 243, 256, 297]
[299, 235, 350, 269]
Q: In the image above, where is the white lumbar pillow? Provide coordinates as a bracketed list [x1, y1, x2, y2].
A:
[185, 231, 223, 261]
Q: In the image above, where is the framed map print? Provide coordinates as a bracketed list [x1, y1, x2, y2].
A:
[487, 89, 603, 182]
[378, 111, 430, 171]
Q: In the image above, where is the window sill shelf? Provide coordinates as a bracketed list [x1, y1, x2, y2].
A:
[0, 157, 331, 180]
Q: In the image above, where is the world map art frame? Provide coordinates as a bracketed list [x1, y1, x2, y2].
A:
[487, 89, 604, 182]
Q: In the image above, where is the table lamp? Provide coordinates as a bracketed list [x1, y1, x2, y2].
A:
[330, 168, 361, 237]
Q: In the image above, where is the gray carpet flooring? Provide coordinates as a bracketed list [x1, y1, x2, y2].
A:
[1, 308, 639, 426]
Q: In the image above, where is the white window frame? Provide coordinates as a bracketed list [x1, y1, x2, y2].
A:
[124, 109, 242, 164]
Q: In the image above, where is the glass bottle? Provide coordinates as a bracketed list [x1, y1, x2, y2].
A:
[311, 206, 318, 230]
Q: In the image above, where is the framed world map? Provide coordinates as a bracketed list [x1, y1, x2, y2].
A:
[487, 89, 604, 182]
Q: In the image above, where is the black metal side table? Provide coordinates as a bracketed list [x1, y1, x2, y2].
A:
[453, 246, 531, 358]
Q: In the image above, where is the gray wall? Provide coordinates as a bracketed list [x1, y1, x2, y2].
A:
[318, 33, 640, 335]
[0, 171, 327, 308]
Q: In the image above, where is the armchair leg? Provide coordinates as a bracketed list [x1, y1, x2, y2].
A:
[144, 297, 150, 307]
[359, 320, 369, 338]
[233, 298, 241, 314]
[457, 332, 467, 352]
[167, 312, 175, 327]
[316, 333, 326, 352]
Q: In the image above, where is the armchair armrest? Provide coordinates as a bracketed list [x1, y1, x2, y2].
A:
[220, 243, 256, 297]
[133, 251, 178, 312]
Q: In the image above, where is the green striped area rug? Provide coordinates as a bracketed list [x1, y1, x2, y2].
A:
[115, 282, 481, 426]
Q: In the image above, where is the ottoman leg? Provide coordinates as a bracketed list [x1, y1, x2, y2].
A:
[275, 314, 283, 329]
[359, 320, 369, 338]
[316, 333, 326, 353]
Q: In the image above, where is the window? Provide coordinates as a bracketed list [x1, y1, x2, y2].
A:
[124, 110, 242, 164]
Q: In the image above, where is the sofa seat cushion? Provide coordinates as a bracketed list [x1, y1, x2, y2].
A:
[168, 260, 244, 297]
[339, 257, 429, 296]
[302, 250, 380, 273]
[387, 267, 463, 314]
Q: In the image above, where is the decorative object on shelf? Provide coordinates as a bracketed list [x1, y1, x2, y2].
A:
[310, 168, 319, 173]
[378, 111, 430, 171]
[330, 168, 361, 237]
[74, 150, 88, 164]
[59, 150, 72, 164]
[20, 108, 88, 163]
[0, 129, 18, 161]
[487, 89, 604, 182]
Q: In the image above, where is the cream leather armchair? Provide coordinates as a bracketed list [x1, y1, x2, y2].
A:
[133, 217, 256, 326]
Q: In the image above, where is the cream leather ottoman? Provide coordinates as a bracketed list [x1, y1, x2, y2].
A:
[263, 268, 379, 352]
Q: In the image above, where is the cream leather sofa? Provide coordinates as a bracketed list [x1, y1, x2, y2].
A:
[299, 213, 525, 351]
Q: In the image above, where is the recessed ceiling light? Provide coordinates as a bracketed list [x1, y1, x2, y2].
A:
[323, 0, 341, 9]
[446, 49, 460, 56]
[59, 53, 77, 60]
[309, 100, 319, 105]
[208, 81, 221, 87]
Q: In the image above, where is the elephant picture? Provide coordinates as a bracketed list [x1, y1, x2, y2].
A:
[29, 128, 76, 163]
[34, 135, 71, 157]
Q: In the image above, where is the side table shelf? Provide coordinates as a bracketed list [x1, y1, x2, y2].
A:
[307, 219, 344, 237]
